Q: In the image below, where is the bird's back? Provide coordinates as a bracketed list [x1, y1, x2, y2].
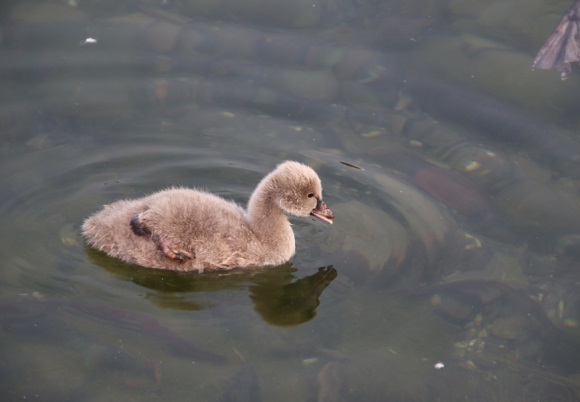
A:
[82, 188, 258, 271]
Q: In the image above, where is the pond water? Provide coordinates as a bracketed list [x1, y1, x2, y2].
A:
[1, 1, 580, 401]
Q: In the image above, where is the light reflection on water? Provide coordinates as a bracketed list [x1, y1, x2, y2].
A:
[1, 0, 580, 401]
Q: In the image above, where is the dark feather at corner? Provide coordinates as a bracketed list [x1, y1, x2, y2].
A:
[533, 0, 580, 80]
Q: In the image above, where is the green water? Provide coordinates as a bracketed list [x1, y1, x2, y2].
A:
[1, 0, 580, 401]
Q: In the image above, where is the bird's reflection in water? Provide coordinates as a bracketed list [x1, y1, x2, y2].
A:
[250, 265, 337, 326]
[87, 247, 337, 326]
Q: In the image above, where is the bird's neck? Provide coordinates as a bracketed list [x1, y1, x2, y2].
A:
[247, 181, 292, 240]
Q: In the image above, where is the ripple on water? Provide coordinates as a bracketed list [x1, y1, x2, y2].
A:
[0, 136, 279, 300]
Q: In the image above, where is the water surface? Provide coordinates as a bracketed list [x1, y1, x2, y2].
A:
[1, 1, 580, 401]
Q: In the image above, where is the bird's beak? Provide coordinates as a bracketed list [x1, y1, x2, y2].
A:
[310, 199, 334, 224]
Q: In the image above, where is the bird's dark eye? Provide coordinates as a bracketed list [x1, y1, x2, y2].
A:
[307, 193, 315, 198]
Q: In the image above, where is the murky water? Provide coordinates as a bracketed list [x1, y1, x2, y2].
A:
[1, 1, 580, 401]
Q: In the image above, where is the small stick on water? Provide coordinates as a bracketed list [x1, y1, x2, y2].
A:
[339, 161, 364, 170]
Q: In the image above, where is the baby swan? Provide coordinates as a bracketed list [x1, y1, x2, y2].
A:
[82, 161, 334, 271]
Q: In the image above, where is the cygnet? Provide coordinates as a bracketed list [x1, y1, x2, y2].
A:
[82, 161, 334, 271]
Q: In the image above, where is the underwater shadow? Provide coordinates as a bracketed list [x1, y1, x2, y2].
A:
[86, 246, 337, 326]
